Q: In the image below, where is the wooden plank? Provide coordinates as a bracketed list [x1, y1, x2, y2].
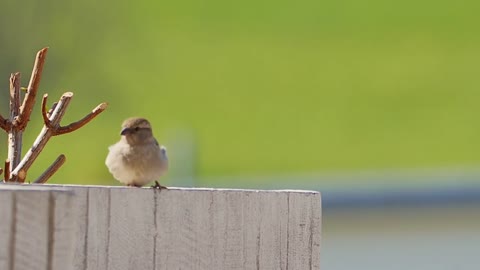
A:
[218, 191, 245, 269]
[0, 191, 13, 270]
[256, 192, 289, 270]
[85, 187, 110, 270]
[107, 187, 155, 270]
[240, 191, 261, 269]
[155, 189, 216, 270]
[51, 190, 77, 270]
[71, 187, 88, 270]
[0, 186, 77, 270]
[14, 190, 50, 270]
[287, 192, 322, 270]
[155, 190, 256, 270]
[240, 190, 288, 269]
[209, 190, 228, 270]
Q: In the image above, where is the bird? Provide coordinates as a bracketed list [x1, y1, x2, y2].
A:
[105, 117, 168, 188]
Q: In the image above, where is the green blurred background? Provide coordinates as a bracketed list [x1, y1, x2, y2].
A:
[0, 0, 479, 186]
[2, 2, 480, 269]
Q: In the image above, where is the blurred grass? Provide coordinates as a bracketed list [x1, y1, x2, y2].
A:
[0, 0, 479, 185]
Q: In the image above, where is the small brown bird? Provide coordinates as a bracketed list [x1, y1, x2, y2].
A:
[105, 117, 168, 188]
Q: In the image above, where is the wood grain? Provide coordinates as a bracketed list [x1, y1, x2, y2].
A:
[0, 186, 321, 270]
[51, 190, 77, 270]
[0, 191, 13, 270]
[107, 187, 155, 270]
[287, 192, 322, 270]
[70, 187, 88, 270]
[85, 187, 110, 270]
[152, 188, 319, 270]
[14, 190, 50, 270]
[0, 186, 76, 270]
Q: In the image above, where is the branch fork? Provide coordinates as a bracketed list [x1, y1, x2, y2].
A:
[1, 48, 108, 183]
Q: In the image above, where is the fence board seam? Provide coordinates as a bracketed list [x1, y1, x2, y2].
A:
[285, 193, 290, 270]
[153, 190, 158, 270]
[83, 188, 89, 270]
[47, 192, 55, 270]
[255, 216, 261, 270]
[309, 197, 314, 270]
[105, 188, 111, 270]
[8, 192, 17, 270]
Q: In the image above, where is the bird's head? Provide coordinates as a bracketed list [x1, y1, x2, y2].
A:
[120, 117, 155, 145]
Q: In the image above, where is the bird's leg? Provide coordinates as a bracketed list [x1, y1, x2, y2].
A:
[151, 181, 167, 189]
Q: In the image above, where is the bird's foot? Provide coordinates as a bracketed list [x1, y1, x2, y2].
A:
[151, 181, 167, 190]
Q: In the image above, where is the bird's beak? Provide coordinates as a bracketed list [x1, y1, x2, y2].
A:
[120, 128, 132, 136]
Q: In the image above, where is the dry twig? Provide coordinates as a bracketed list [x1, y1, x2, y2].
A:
[4, 160, 10, 182]
[2, 47, 107, 183]
[7, 73, 23, 181]
[47, 102, 57, 118]
[11, 93, 71, 180]
[15, 48, 48, 130]
[55, 102, 108, 135]
[11, 92, 107, 181]
[34, 154, 66, 184]
[41, 94, 53, 128]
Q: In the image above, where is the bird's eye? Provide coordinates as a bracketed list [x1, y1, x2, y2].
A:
[134, 127, 140, 132]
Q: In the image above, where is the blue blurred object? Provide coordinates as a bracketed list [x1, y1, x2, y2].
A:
[198, 168, 480, 211]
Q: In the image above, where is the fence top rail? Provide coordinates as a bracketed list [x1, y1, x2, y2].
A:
[0, 183, 320, 194]
[0, 183, 72, 192]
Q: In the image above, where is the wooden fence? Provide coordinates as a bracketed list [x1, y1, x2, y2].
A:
[0, 185, 321, 270]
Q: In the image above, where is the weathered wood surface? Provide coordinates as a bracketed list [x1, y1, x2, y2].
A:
[0, 185, 321, 270]
[0, 185, 76, 270]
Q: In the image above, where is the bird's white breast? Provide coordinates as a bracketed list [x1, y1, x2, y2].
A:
[106, 141, 168, 186]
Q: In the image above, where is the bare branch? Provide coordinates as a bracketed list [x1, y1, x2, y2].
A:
[47, 102, 57, 118]
[55, 102, 108, 135]
[16, 48, 48, 130]
[48, 92, 73, 126]
[34, 154, 66, 184]
[3, 48, 108, 183]
[8, 73, 23, 180]
[4, 159, 10, 182]
[41, 94, 53, 128]
[11, 92, 73, 179]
